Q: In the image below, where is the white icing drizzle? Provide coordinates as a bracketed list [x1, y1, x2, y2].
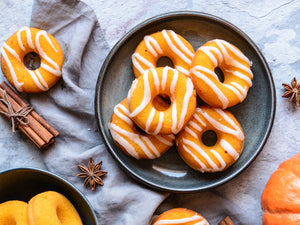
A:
[1, 27, 62, 91]
[127, 79, 138, 103]
[175, 65, 190, 76]
[192, 65, 219, 80]
[140, 136, 161, 157]
[109, 123, 156, 159]
[146, 108, 156, 133]
[169, 30, 194, 58]
[150, 68, 160, 92]
[144, 35, 163, 57]
[153, 215, 207, 225]
[193, 112, 206, 127]
[175, 78, 194, 132]
[161, 66, 168, 90]
[184, 126, 198, 139]
[211, 150, 226, 170]
[130, 70, 151, 117]
[183, 145, 208, 172]
[183, 138, 219, 170]
[153, 112, 164, 134]
[162, 29, 192, 64]
[114, 104, 133, 126]
[132, 53, 155, 75]
[17, 27, 34, 51]
[1, 44, 24, 91]
[199, 46, 223, 67]
[220, 139, 239, 160]
[154, 135, 174, 146]
[226, 69, 252, 86]
[191, 67, 229, 109]
[109, 125, 140, 159]
[223, 84, 244, 102]
[189, 121, 202, 132]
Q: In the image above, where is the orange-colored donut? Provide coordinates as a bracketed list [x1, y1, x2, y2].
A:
[132, 30, 194, 77]
[109, 98, 175, 159]
[190, 39, 253, 109]
[0, 200, 28, 225]
[27, 191, 82, 225]
[1, 27, 64, 93]
[127, 67, 197, 135]
[151, 208, 209, 225]
[176, 106, 244, 173]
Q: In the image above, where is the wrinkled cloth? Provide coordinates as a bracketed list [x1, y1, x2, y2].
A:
[0, 0, 167, 224]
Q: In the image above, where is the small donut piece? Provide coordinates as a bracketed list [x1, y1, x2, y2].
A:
[176, 106, 244, 173]
[27, 191, 82, 225]
[152, 208, 209, 225]
[109, 98, 175, 159]
[132, 30, 194, 77]
[190, 39, 253, 109]
[1, 27, 64, 93]
[127, 67, 197, 135]
[0, 200, 28, 225]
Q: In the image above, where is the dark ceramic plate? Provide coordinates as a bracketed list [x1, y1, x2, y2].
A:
[0, 168, 98, 224]
[95, 11, 275, 192]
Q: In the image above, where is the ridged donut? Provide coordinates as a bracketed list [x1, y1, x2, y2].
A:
[0, 200, 28, 225]
[127, 66, 197, 135]
[1, 27, 64, 93]
[190, 39, 253, 109]
[132, 30, 194, 77]
[27, 191, 82, 225]
[151, 208, 209, 225]
[109, 98, 175, 159]
[176, 106, 244, 173]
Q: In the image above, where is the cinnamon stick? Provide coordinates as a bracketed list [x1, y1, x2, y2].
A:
[0, 81, 59, 150]
[0, 82, 59, 137]
[219, 216, 235, 225]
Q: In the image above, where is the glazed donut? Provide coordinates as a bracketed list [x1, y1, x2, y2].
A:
[27, 191, 82, 225]
[152, 208, 209, 225]
[109, 98, 175, 159]
[132, 30, 194, 77]
[190, 39, 253, 109]
[127, 66, 197, 135]
[176, 106, 244, 173]
[1, 27, 64, 93]
[0, 200, 28, 225]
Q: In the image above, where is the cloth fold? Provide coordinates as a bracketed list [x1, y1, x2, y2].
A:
[28, 0, 167, 224]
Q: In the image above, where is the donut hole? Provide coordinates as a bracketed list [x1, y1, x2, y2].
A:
[201, 130, 218, 147]
[134, 124, 147, 135]
[214, 67, 225, 83]
[156, 56, 174, 68]
[153, 94, 171, 111]
[23, 52, 41, 70]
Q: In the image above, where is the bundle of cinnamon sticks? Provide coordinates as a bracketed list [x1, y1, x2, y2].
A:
[0, 81, 59, 150]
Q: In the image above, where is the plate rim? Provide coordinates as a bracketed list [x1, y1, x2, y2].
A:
[94, 11, 276, 193]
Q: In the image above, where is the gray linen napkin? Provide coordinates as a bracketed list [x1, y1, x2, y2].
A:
[27, 0, 167, 224]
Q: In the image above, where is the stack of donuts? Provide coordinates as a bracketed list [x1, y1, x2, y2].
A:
[109, 29, 253, 173]
[0, 191, 83, 225]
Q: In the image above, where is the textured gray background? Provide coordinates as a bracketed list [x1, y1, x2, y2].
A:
[0, 0, 300, 224]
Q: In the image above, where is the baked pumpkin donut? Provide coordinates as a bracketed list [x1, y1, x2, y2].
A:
[127, 66, 197, 135]
[132, 30, 194, 77]
[151, 208, 209, 225]
[176, 106, 244, 173]
[0, 200, 28, 225]
[109, 98, 175, 159]
[190, 39, 253, 109]
[1, 27, 64, 93]
[27, 191, 82, 225]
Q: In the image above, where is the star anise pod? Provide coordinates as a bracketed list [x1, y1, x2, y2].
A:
[77, 158, 108, 191]
[282, 77, 300, 106]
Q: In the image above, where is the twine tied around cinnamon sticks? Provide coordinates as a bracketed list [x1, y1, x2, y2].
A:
[0, 81, 59, 150]
[0, 89, 33, 132]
